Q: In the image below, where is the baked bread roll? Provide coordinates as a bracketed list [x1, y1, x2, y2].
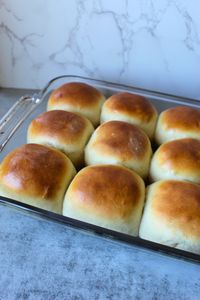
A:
[47, 82, 105, 127]
[63, 164, 145, 236]
[139, 180, 200, 254]
[85, 121, 152, 179]
[101, 92, 157, 139]
[27, 110, 94, 168]
[0, 144, 76, 213]
[150, 138, 200, 184]
[155, 105, 200, 145]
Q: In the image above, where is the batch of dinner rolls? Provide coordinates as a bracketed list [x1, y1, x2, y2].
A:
[1, 81, 200, 255]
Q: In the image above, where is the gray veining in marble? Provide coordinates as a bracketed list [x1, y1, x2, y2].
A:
[0, 1, 200, 99]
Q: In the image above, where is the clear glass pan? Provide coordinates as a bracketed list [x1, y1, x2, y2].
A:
[1, 75, 200, 264]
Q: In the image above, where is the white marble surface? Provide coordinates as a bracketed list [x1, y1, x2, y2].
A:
[0, 0, 200, 99]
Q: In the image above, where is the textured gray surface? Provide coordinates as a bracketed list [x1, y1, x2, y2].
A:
[1, 89, 200, 300]
[1, 205, 200, 300]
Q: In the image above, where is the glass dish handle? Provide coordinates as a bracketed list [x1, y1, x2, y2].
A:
[0, 94, 39, 152]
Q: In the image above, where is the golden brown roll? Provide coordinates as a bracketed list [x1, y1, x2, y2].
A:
[85, 121, 152, 179]
[100, 92, 157, 139]
[27, 110, 94, 168]
[155, 105, 200, 145]
[47, 82, 105, 127]
[139, 180, 200, 254]
[63, 164, 145, 236]
[149, 138, 200, 184]
[0, 144, 76, 213]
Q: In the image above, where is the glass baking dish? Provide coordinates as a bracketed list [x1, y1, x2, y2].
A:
[1, 75, 200, 264]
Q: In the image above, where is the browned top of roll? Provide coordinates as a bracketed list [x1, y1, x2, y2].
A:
[0, 144, 69, 200]
[105, 92, 157, 122]
[92, 121, 150, 159]
[28, 110, 90, 143]
[157, 138, 200, 172]
[161, 106, 200, 131]
[48, 82, 104, 108]
[152, 180, 200, 238]
[67, 165, 144, 219]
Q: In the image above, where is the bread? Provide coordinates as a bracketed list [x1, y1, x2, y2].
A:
[0, 144, 76, 213]
[47, 82, 105, 127]
[155, 105, 200, 145]
[101, 92, 157, 139]
[139, 180, 200, 254]
[63, 164, 145, 236]
[149, 138, 200, 184]
[85, 121, 152, 178]
[27, 110, 94, 168]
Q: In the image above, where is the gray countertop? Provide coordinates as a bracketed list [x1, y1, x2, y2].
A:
[0, 88, 200, 300]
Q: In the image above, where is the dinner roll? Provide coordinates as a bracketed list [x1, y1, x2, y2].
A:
[150, 138, 200, 184]
[155, 105, 200, 145]
[47, 82, 105, 127]
[85, 121, 152, 178]
[101, 92, 157, 139]
[139, 180, 200, 254]
[63, 165, 145, 236]
[27, 110, 94, 168]
[0, 144, 76, 213]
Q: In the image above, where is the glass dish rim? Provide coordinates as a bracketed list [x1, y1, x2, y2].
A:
[1, 74, 200, 265]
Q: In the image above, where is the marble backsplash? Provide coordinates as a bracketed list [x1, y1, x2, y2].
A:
[0, 0, 200, 99]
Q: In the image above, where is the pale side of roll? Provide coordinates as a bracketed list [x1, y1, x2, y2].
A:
[27, 110, 94, 168]
[63, 164, 145, 236]
[85, 120, 152, 179]
[155, 106, 200, 145]
[0, 144, 76, 213]
[139, 180, 200, 254]
[101, 92, 158, 139]
[47, 82, 105, 127]
[149, 138, 200, 184]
